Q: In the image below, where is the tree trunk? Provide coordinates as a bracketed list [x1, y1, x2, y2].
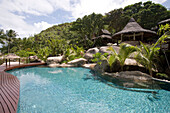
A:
[8, 42, 10, 53]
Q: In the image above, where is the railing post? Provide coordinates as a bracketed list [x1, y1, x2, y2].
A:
[9, 59, 10, 66]
[6, 59, 7, 67]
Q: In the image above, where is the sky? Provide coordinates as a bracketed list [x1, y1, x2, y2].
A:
[0, 0, 169, 38]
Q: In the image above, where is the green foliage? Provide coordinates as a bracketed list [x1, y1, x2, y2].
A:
[0, 59, 4, 65]
[5, 29, 18, 53]
[0, 29, 5, 44]
[108, 44, 138, 70]
[156, 73, 169, 79]
[71, 13, 104, 48]
[105, 1, 170, 32]
[135, 34, 167, 76]
[37, 47, 51, 62]
[48, 38, 68, 56]
[91, 53, 108, 65]
[64, 45, 84, 62]
[16, 50, 36, 57]
[104, 8, 129, 32]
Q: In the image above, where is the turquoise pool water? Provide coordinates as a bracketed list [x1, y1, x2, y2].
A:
[8, 67, 170, 113]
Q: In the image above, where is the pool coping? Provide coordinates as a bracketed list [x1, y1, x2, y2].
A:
[0, 62, 45, 113]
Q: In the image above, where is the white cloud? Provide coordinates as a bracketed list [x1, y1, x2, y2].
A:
[70, 0, 167, 19]
[0, 0, 167, 38]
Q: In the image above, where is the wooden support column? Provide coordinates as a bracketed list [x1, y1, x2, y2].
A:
[121, 34, 123, 42]
[133, 33, 136, 40]
[9, 59, 10, 66]
[117, 39, 119, 45]
[6, 59, 7, 67]
[141, 32, 144, 41]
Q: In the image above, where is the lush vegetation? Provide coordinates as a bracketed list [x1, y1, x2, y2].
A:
[0, 1, 170, 79]
[92, 24, 170, 78]
[104, 1, 170, 32]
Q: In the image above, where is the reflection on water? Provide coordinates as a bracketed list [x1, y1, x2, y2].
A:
[19, 72, 50, 87]
[87, 71, 170, 94]
[48, 70, 63, 74]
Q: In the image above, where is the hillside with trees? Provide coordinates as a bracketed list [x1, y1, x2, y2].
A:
[0, 1, 170, 56]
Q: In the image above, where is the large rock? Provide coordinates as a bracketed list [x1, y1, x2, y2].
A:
[99, 46, 120, 54]
[104, 71, 153, 81]
[47, 55, 64, 64]
[67, 58, 87, 66]
[84, 47, 99, 60]
[93, 60, 109, 73]
[102, 71, 160, 89]
[82, 63, 96, 69]
[29, 55, 38, 60]
[124, 58, 138, 66]
[94, 59, 122, 73]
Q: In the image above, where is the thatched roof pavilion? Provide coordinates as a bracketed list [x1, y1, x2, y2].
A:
[112, 18, 157, 42]
[92, 29, 112, 40]
[92, 29, 112, 46]
[5, 53, 20, 59]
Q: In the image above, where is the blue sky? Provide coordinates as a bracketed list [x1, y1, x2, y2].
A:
[0, 0, 169, 38]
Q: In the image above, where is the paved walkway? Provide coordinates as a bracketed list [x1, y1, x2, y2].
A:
[0, 62, 45, 113]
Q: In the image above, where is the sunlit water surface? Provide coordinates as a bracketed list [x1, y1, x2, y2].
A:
[8, 67, 170, 113]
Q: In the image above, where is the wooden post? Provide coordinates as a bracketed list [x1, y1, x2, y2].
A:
[121, 34, 123, 42]
[133, 33, 136, 40]
[6, 59, 7, 67]
[141, 32, 144, 41]
[9, 59, 10, 66]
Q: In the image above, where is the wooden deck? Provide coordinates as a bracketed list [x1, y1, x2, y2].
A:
[0, 63, 45, 113]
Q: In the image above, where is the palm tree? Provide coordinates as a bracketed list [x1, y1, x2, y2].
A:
[135, 32, 168, 76]
[0, 29, 5, 44]
[6, 29, 17, 53]
[107, 43, 137, 71]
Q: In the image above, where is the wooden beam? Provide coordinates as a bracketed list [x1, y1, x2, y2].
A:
[141, 32, 144, 41]
[123, 33, 141, 37]
[133, 33, 136, 40]
[121, 34, 123, 42]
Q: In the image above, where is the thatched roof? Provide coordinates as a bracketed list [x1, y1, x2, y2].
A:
[92, 35, 112, 40]
[5, 53, 20, 59]
[158, 18, 170, 25]
[112, 18, 157, 39]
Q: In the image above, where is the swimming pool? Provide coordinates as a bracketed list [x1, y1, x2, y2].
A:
[8, 67, 170, 113]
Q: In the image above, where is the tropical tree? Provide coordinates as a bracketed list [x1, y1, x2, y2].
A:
[104, 1, 170, 32]
[64, 45, 84, 62]
[0, 29, 5, 44]
[47, 38, 68, 56]
[5, 29, 17, 53]
[104, 8, 129, 32]
[70, 13, 104, 48]
[37, 47, 51, 62]
[135, 34, 168, 76]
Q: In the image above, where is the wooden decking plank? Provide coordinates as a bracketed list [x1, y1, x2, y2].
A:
[0, 87, 15, 112]
[0, 102, 5, 113]
[0, 90, 11, 113]
[1, 85, 17, 104]
[2, 74, 19, 97]
[8, 75, 20, 90]
[0, 62, 45, 113]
